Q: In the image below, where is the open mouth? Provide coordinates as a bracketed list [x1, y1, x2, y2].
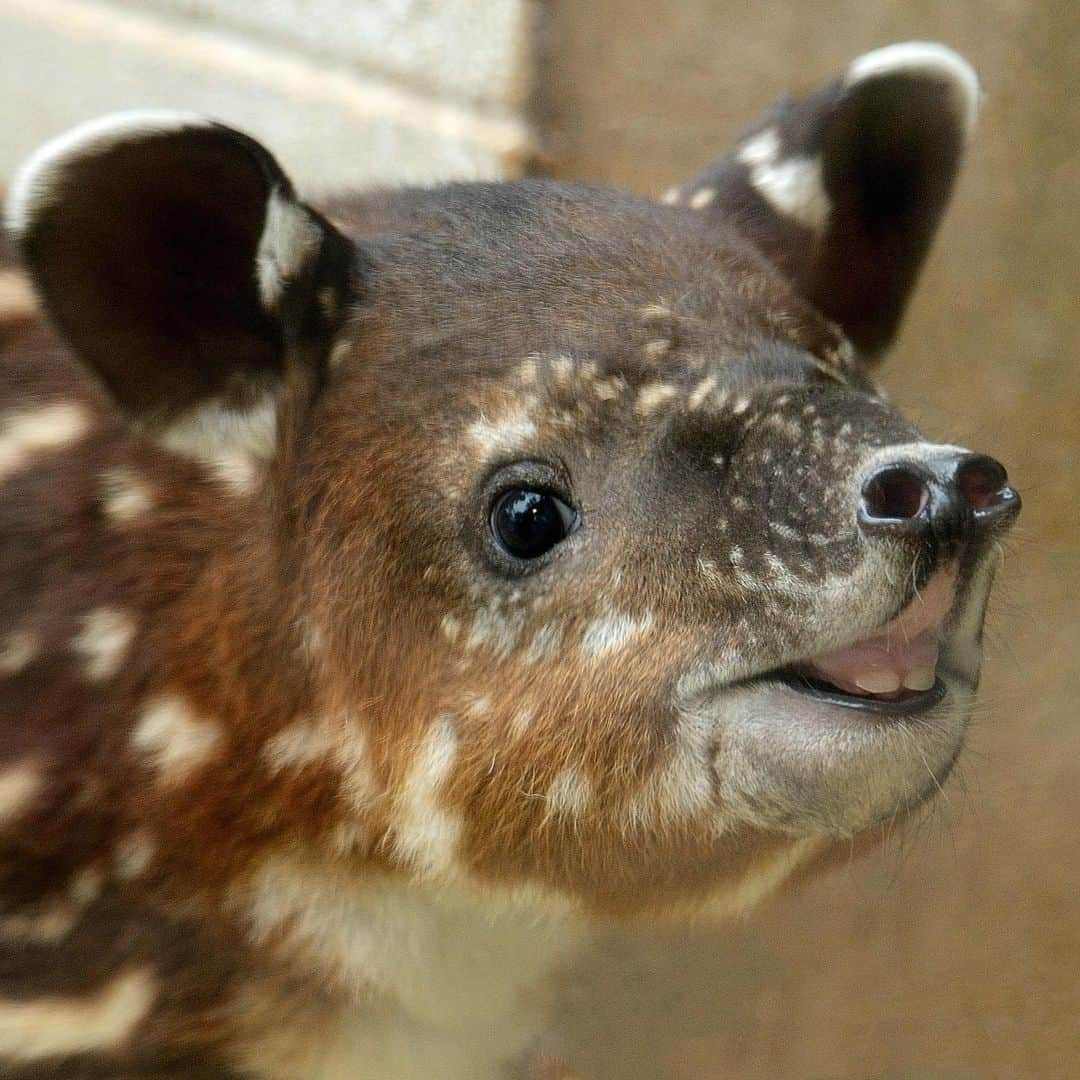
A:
[769, 568, 957, 716]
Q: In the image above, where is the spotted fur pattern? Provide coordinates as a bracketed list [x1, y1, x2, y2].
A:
[0, 45, 1016, 1079]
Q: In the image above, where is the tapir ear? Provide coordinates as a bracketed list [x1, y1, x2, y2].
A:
[5, 111, 354, 425]
[667, 43, 980, 358]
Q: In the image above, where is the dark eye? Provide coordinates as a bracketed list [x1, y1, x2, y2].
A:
[491, 488, 578, 560]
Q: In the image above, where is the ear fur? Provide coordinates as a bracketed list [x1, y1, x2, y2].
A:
[667, 43, 981, 358]
[5, 111, 354, 434]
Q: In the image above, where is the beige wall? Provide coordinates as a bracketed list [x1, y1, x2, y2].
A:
[538, 3, 1080, 1078]
[0, 0, 535, 191]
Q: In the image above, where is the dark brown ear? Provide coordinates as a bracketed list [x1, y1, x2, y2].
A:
[665, 42, 980, 358]
[5, 112, 355, 428]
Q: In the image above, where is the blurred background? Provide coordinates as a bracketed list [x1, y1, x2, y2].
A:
[2, 1, 1076, 1076]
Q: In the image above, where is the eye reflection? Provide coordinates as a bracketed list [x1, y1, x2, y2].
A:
[491, 489, 578, 560]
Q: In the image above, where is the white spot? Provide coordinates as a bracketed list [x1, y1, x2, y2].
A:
[159, 393, 276, 493]
[391, 716, 462, 877]
[845, 42, 981, 136]
[0, 403, 92, 485]
[525, 623, 562, 663]
[642, 338, 672, 362]
[770, 522, 801, 543]
[69, 866, 104, 906]
[580, 611, 654, 657]
[639, 302, 674, 321]
[466, 607, 522, 657]
[329, 338, 353, 370]
[635, 382, 679, 416]
[737, 128, 831, 231]
[550, 356, 574, 383]
[689, 187, 717, 209]
[262, 717, 336, 774]
[763, 413, 802, 441]
[114, 831, 157, 881]
[0, 270, 36, 320]
[440, 615, 461, 643]
[467, 413, 537, 459]
[545, 769, 590, 818]
[296, 616, 325, 660]
[763, 552, 792, 578]
[5, 110, 210, 238]
[0, 865, 103, 943]
[0, 968, 157, 1061]
[0, 762, 43, 825]
[661, 186, 682, 205]
[329, 719, 374, 816]
[0, 903, 78, 945]
[0, 630, 38, 676]
[593, 377, 625, 401]
[131, 696, 222, 783]
[72, 607, 136, 681]
[461, 694, 492, 719]
[256, 188, 323, 311]
[509, 706, 535, 737]
[518, 357, 539, 385]
[208, 451, 260, 494]
[688, 375, 718, 411]
[731, 396, 751, 416]
[737, 126, 781, 166]
[99, 467, 154, 523]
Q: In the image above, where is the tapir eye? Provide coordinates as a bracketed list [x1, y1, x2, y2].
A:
[491, 489, 579, 560]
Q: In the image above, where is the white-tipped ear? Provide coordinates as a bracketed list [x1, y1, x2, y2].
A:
[6, 111, 354, 427]
[667, 42, 981, 358]
[845, 42, 982, 137]
[5, 110, 336, 318]
[256, 187, 324, 312]
[5, 110, 209, 239]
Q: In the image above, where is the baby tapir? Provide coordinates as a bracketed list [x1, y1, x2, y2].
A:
[0, 41, 1020, 1079]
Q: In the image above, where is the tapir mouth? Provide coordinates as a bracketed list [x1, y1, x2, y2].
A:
[775, 567, 957, 716]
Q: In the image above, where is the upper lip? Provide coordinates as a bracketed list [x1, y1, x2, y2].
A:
[736, 566, 960, 713]
[793, 566, 957, 697]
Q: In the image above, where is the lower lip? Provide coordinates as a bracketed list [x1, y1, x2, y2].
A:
[779, 673, 947, 716]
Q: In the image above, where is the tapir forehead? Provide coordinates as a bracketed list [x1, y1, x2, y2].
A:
[340, 180, 846, 388]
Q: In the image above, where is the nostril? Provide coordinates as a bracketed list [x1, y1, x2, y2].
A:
[862, 466, 930, 521]
[956, 455, 1009, 511]
[860, 452, 1020, 545]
